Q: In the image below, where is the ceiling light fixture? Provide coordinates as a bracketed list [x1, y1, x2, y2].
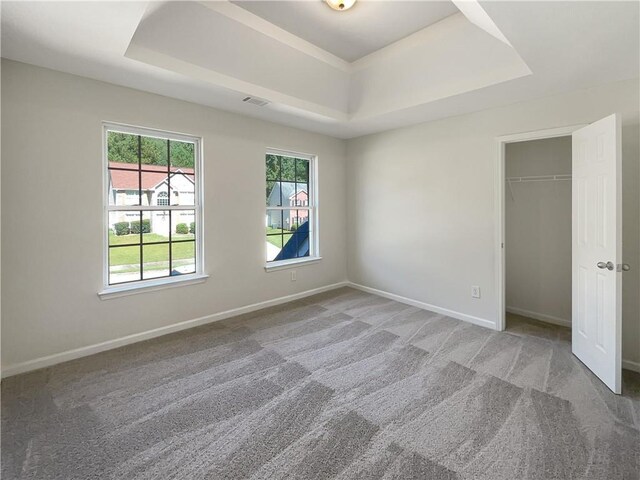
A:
[325, 0, 356, 11]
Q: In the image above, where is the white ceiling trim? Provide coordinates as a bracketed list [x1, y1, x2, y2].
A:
[452, 0, 511, 47]
[199, 0, 351, 72]
[125, 42, 349, 122]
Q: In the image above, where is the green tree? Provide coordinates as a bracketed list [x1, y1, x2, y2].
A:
[107, 132, 138, 164]
[107, 132, 195, 169]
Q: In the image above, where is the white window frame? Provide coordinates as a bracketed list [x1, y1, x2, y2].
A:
[265, 148, 321, 271]
[99, 122, 207, 299]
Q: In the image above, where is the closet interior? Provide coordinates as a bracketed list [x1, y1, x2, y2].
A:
[505, 136, 573, 332]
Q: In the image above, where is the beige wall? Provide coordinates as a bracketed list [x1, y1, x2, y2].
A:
[347, 78, 640, 365]
[505, 137, 572, 324]
[2, 59, 639, 372]
[1, 60, 348, 369]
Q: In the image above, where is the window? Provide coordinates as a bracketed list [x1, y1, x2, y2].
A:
[265, 150, 318, 266]
[103, 123, 203, 291]
[157, 191, 169, 206]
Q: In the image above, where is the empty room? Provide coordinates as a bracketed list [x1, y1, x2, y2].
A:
[1, 1, 639, 479]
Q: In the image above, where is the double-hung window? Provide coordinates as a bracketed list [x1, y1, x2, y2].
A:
[102, 123, 204, 294]
[265, 150, 319, 268]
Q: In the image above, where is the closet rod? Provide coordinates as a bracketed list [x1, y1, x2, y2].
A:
[506, 174, 572, 183]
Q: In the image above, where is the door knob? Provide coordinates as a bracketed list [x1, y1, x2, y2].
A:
[597, 261, 614, 270]
[618, 263, 631, 272]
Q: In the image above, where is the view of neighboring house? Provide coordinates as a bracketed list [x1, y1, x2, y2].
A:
[108, 162, 195, 236]
[266, 181, 309, 230]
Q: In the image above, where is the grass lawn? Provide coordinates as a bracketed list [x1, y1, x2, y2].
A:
[266, 227, 293, 248]
[109, 233, 195, 268]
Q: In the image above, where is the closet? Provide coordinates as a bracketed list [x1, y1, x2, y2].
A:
[505, 136, 572, 329]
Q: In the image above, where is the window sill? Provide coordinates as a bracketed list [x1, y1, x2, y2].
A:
[264, 257, 322, 272]
[98, 274, 209, 300]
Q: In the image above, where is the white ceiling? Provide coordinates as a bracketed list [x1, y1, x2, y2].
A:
[230, 1, 459, 62]
[1, 1, 638, 139]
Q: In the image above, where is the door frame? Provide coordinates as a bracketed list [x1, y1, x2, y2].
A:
[495, 124, 587, 331]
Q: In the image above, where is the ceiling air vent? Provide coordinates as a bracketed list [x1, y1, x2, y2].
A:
[242, 96, 270, 107]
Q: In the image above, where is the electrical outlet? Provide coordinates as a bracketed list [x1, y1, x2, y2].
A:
[291, 271, 297, 282]
[471, 286, 480, 298]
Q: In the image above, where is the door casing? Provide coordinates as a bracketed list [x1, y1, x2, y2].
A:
[495, 124, 587, 332]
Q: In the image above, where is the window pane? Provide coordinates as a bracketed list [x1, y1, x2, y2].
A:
[140, 170, 169, 206]
[276, 230, 310, 261]
[266, 209, 283, 230]
[109, 246, 140, 284]
[295, 158, 309, 182]
[291, 209, 310, 231]
[172, 210, 196, 238]
[172, 241, 195, 275]
[141, 136, 168, 167]
[266, 209, 288, 261]
[108, 182, 140, 206]
[293, 232, 310, 258]
[107, 131, 139, 166]
[266, 237, 281, 262]
[142, 243, 170, 280]
[170, 173, 195, 206]
[143, 210, 169, 243]
[108, 132, 140, 206]
[170, 140, 195, 169]
[279, 182, 297, 208]
[266, 180, 277, 207]
[266, 154, 280, 180]
[280, 156, 296, 181]
[108, 211, 140, 245]
[292, 184, 308, 207]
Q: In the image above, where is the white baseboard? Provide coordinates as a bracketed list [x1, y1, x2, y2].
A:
[505, 306, 572, 328]
[348, 282, 496, 330]
[622, 359, 640, 373]
[4, 280, 637, 378]
[0, 281, 349, 379]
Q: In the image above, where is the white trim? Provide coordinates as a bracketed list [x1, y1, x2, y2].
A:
[265, 257, 322, 272]
[348, 282, 497, 330]
[505, 306, 572, 328]
[1, 281, 349, 378]
[125, 44, 349, 123]
[266, 147, 315, 161]
[495, 124, 585, 145]
[98, 274, 209, 300]
[622, 359, 640, 373]
[107, 205, 197, 212]
[495, 123, 586, 331]
[265, 149, 319, 264]
[102, 122, 205, 292]
[5, 280, 638, 378]
[451, 0, 512, 47]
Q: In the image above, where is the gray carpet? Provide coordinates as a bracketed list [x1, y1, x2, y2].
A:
[2, 287, 639, 479]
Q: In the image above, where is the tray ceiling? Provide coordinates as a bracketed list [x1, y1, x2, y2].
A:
[230, 1, 459, 62]
[1, 1, 638, 138]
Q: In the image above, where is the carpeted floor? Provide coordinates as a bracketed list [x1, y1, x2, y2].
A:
[2, 287, 639, 479]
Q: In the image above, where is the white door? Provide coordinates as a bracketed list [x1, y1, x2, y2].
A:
[572, 114, 622, 394]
